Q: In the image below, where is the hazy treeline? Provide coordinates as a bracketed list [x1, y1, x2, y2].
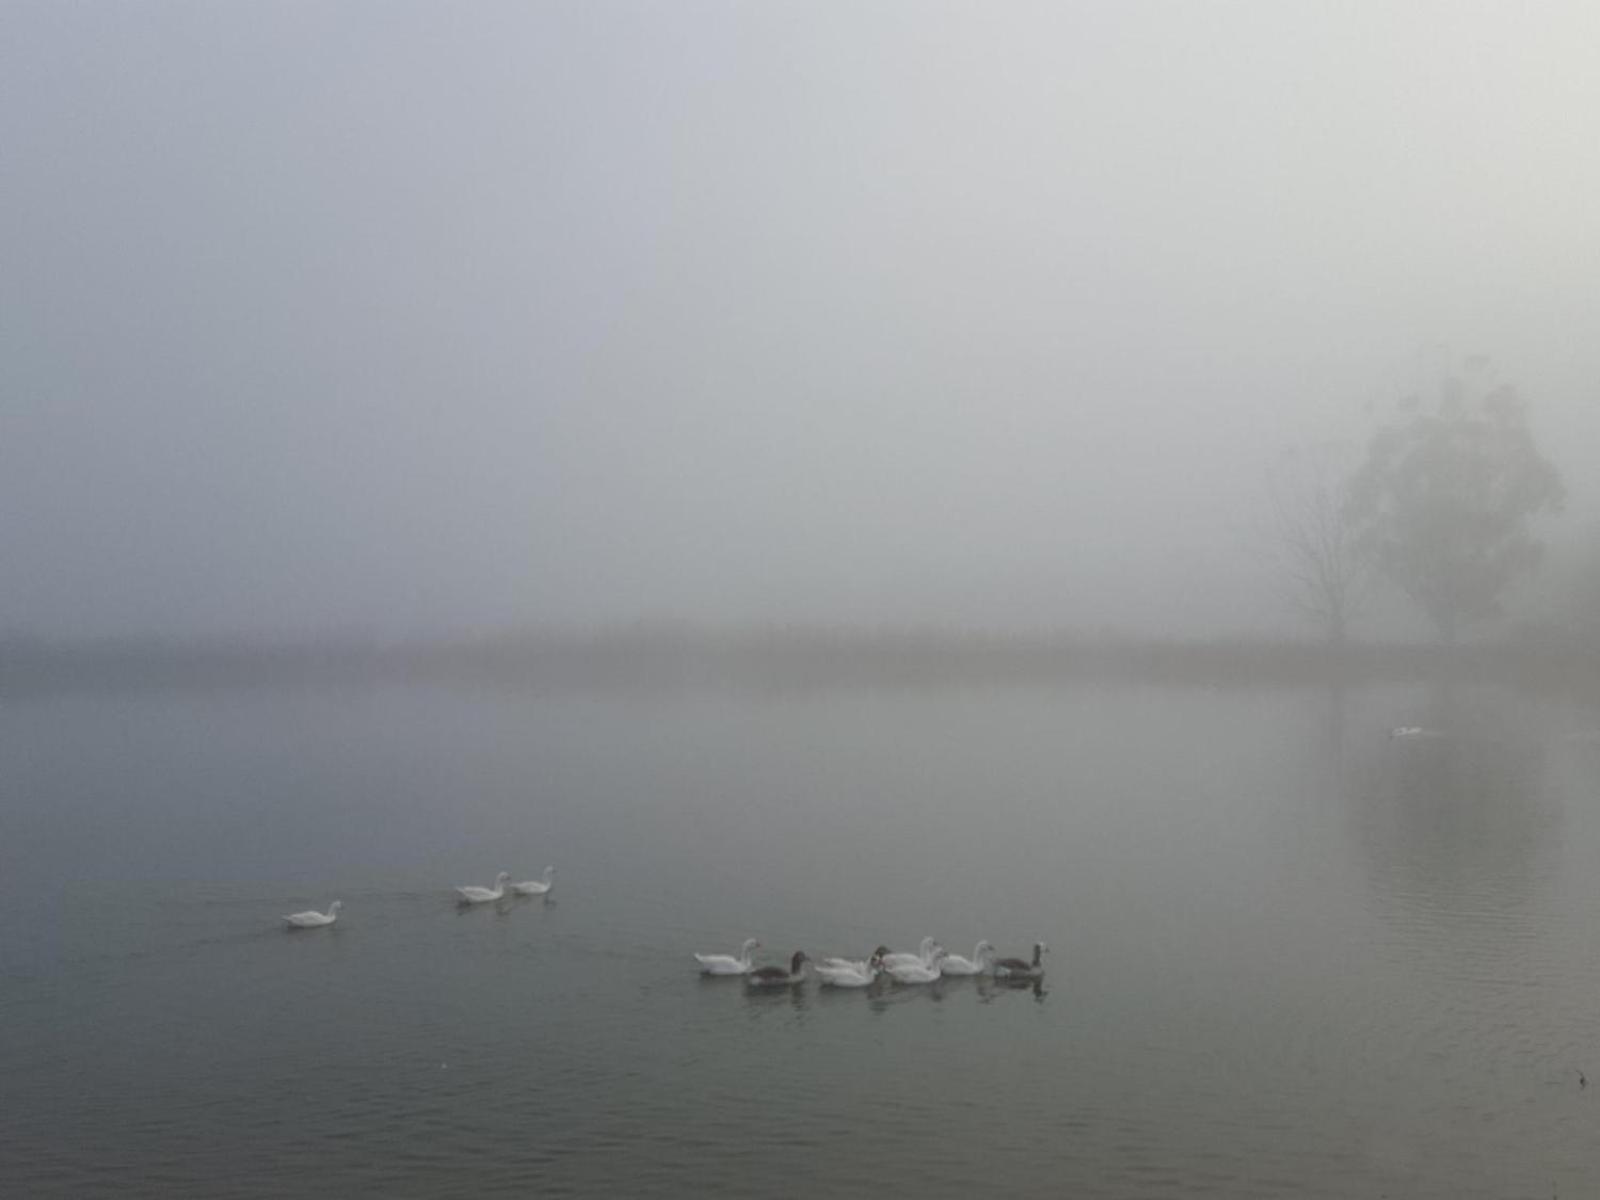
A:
[6, 626, 1599, 705]
[1260, 363, 1594, 648]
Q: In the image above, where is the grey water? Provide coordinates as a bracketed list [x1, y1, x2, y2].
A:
[4, 681, 1600, 1198]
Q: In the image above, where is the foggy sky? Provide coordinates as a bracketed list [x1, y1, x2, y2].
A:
[5, 1, 1598, 638]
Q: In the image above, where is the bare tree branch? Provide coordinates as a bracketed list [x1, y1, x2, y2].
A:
[1253, 443, 1369, 645]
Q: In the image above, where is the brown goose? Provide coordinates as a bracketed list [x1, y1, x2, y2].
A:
[993, 941, 1047, 980]
[746, 950, 809, 987]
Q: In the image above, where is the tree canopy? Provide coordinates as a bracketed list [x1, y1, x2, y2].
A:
[1345, 369, 1564, 642]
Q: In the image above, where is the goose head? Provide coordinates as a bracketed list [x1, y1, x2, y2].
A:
[739, 938, 761, 956]
[329, 901, 344, 915]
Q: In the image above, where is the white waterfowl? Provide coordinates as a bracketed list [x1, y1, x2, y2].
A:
[993, 941, 1047, 980]
[283, 900, 341, 929]
[455, 872, 510, 904]
[939, 940, 996, 977]
[880, 937, 942, 970]
[886, 949, 947, 984]
[695, 938, 762, 976]
[816, 951, 885, 988]
[510, 866, 556, 896]
[746, 950, 810, 987]
[820, 945, 892, 974]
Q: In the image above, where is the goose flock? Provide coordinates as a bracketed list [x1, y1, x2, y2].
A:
[279, 867, 557, 928]
[697, 936, 1047, 987]
[282, 878, 1047, 994]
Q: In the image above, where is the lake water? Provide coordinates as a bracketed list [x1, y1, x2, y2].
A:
[4, 680, 1600, 1197]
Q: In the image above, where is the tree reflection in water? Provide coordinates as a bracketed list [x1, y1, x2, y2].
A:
[1348, 687, 1559, 940]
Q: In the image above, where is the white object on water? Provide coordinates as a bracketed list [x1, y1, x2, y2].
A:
[694, 938, 761, 975]
[881, 936, 942, 970]
[816, 950, 885, 988]
[456, 872, 510, 904]
[283, 900, 342, 929]
[510, 866, 556, 896]
[886, 949, 947, 984]
[940, 940, 996, 976]
[820, 945, 891, 974]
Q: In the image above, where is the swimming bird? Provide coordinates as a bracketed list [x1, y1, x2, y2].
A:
[939, 940, 996, 976]
[993, 941, 1047, 980]
[283, 900, 341, 929]
[881, 937, 942, 970]
[885, 949, 948, 984]
[746, 950, 809, 987]
[510, 866, 556, 896]
[455, 872, 510, 904]
[695, 938, 762, 976]
[820, 946, 892, 974]
[816, 950, 884, 988]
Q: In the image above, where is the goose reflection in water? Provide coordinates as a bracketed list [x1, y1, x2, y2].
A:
[454, 897, 518, 918]
[868, 980, 947, 1014]
[977, 975, 1048, 1004]
[742, 984, 811, 1015]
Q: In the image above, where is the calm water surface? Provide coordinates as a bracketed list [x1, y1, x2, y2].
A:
[4, 682, 1599, 1197]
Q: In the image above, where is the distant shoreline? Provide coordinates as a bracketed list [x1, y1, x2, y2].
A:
[4, 629, 1597, 704]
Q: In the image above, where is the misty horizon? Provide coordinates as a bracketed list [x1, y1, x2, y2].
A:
[6, 2, 1598, 641]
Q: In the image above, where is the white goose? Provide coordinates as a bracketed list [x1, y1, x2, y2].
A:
[816, 950, 885, 988]
[940, 940, 996, 977]
[885, 948, 947, 984]
[510, 866, 556, 896]
[455, 872, 510, 904]
[694, 938, 762, 975]
[283, 900, 341, 929]
[820, 945, 892, 974]
[1390, 726, 1446, 740]
[881, 937, 942, 970]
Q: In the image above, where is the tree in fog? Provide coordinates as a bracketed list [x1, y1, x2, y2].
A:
[1550, 522, 1600, 644]
[1346, 363, 1564, 643]
[1259, 444, 1367, 646]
